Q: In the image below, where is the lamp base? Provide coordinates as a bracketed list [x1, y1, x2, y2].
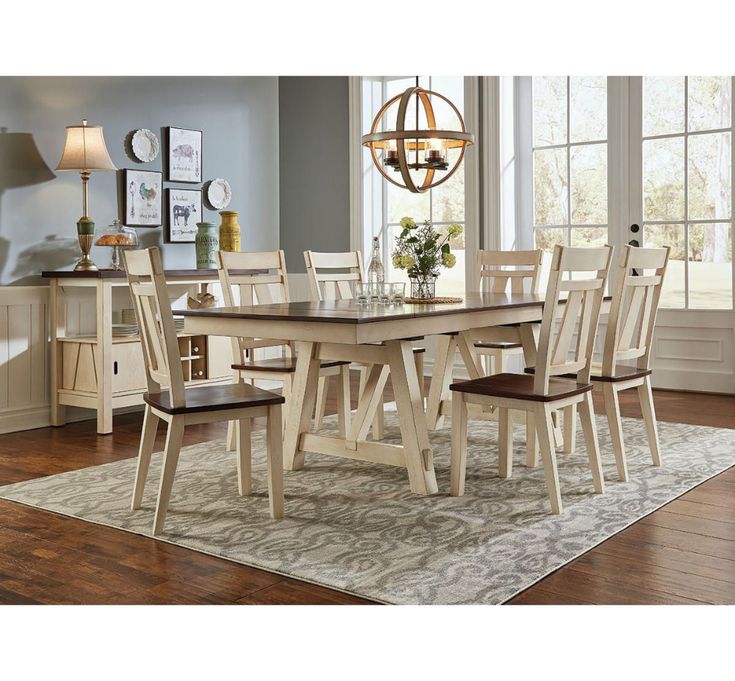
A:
[74, 255, 99, 272]
[74, 228, 98, 272]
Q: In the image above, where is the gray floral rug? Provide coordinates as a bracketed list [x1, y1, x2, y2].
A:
[1, 413, 733, 604]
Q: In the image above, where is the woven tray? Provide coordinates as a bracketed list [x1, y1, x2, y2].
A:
[403, 296, 464, 304]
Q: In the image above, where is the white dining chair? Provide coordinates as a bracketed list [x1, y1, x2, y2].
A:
[449, 244, 614, 514]
[125, 247, 285, 535]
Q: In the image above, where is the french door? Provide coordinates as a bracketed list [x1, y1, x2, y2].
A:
[527, 76, 735, 392]
[628, 77, 734, 393]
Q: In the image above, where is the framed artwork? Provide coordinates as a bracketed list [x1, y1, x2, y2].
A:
[167, 188, 202, 242]
[124, 169, 163, 226]
[167, 127, 202, 183]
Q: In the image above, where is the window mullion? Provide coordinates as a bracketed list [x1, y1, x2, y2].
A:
[684, 76, 690, 309]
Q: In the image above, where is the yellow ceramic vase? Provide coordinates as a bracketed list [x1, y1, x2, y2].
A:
[218, 211, 241, 252]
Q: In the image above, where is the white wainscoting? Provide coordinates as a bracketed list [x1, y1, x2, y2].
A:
[651, 310, 735, 394]
[0, 286, 50, 433]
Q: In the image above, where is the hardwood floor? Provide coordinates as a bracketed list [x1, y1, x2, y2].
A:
[0, 378, 733, 605]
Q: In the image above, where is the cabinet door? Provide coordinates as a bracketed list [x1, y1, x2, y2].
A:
[112, 342, 148, 393]
[207, 336, 235, 379]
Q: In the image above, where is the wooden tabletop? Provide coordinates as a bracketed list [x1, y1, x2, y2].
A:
[178, 293, 545, 324]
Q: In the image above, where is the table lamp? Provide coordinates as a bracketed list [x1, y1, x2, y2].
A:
[56, 119, 117, 271]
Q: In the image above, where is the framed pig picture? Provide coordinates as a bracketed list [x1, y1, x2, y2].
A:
[167, 188, 202, 243]
[124, 169, 162, 226]
[166, 127, 202, 183]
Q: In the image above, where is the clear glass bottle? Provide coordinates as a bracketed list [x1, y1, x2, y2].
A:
[367, 236, 384, 284]
[366, 236, 384, 303]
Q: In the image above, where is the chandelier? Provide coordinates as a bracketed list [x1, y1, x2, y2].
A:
[362, 79, 474, 194]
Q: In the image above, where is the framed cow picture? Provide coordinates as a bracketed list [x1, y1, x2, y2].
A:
[166, 188, 202, 243]
[124, 169, 162, 226]
[166, 127, 202, 183]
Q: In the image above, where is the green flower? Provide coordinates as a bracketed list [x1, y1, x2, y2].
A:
[442, 252, 456, 268]
[399, 255, 416, 270]
[400, 216, 416, 229]
[447, 223, 463, 238]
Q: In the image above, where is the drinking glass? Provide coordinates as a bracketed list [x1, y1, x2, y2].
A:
[377, 282, 391, 305]
[355, 283, 370, 305]
[368, 281, 382, 304]
[390, 282, 406, 303]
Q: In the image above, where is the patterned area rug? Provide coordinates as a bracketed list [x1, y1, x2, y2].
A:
[1, 414, 733, 604]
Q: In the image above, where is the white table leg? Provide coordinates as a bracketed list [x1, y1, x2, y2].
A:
[283, 341, 321, 470]
[426, 334, 455, 430]
[386, 339, 438, 495]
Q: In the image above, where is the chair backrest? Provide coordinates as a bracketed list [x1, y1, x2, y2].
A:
[534, 244, 614, 394]
[601, 245, 670, 376]
[124, 247, 186, 407]
[477, 249, 544, 294]
[216, 249, 289, 360]
[304, 250, 364, 301]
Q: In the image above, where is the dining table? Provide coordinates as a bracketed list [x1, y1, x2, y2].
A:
[178, 292, 567, 496]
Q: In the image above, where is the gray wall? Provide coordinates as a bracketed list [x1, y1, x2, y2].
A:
[0, 77, 279, 284]
[279, 77, 350, 273]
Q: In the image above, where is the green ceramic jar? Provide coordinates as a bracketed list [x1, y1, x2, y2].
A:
[195, 222, 219, 269]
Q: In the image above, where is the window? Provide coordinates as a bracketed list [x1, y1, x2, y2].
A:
[641, 76, 733, 309]
[532, 76, 608, 252]
[362, 76, 467, 294]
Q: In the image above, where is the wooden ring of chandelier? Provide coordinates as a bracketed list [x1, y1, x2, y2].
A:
[361, 86, 474, 194]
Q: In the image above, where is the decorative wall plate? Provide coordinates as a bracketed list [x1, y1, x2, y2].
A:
[131, 129, 160, 163]
[207, 178, 232, 209]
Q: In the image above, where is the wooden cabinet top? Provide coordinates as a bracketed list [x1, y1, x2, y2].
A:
[42, 268, 222, 279]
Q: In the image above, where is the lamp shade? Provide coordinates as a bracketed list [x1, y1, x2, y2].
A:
[56, 120, 117, 172]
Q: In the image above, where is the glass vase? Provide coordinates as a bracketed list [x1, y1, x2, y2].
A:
[409, 273, 437, 300]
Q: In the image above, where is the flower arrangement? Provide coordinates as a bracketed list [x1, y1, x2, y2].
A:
[392, 217, 463, 298]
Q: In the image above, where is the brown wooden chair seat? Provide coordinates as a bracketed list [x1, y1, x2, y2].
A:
[144, 382, 285, 415]
[231, 357, 350, 373]
[451, 373, 592, 402]
[474, 341, 522, 350]
[524, 364, 652, 383]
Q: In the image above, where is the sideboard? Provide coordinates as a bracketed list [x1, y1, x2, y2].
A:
[43, 269, 235, 434]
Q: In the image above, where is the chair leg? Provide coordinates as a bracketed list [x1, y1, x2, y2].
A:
[371, 366, 385, 441]
[266, 404, 285, 519]
[562, 404, 577, 454]
[414, 351, 425, 406]
[152, 417, 185, 535]
[336, 365, 351, 437]
[638, 375, 662, 467]
[226, 421, 236, 453]
[602, 382, 629, 482]
[498, 407, 513, 479]
[534, 404, 562, 514]
[578, 392, 605, 494]
[313, 375, 328, 431]
[131, 405, 159, 510]
[281, 376, 292, 435]
[526, 410, 539, 468]
[236, 418, 252, 496]
[449, 392, 469, 496]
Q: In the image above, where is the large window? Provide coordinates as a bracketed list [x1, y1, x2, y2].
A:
[532, 76, 608, 251]
[641, 76, 733, 309]
[362, 76, 467, 294]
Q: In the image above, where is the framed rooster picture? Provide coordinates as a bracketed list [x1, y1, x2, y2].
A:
[166, 188, 202, 243]
[124, 169, 163, 226]
[167, 127, 202, 183]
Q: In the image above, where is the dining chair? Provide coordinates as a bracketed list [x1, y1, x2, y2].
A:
[304, 250, 426, 438]
[216, 250, 351, 442]
[449, 244, 614, 514]
[124, 247, 285, 535]
[573, 244, 670, 481]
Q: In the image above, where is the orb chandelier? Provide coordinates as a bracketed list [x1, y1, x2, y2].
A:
[361, 79, 474, 194]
